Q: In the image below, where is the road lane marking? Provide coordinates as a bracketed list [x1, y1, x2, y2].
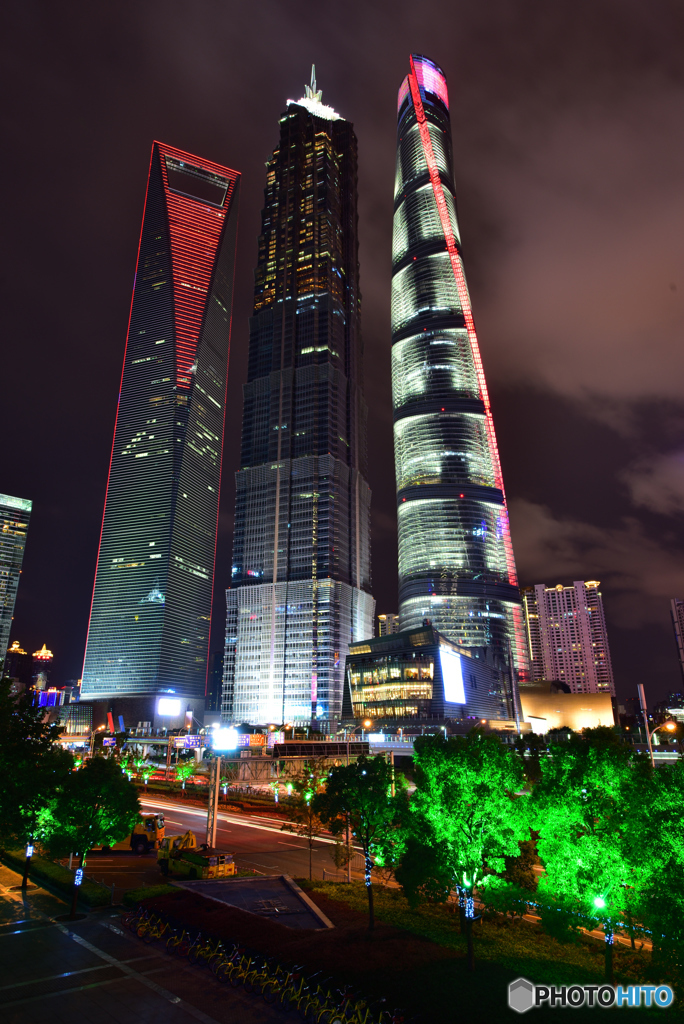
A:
[54, 924, 224, 1023]
[0, 966, 167, 1007]
[0, 955, 155, 992]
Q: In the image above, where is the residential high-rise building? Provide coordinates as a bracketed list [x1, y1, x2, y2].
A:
[377, 613, 399, 637]
[80, 142, 240, 726]
[391, 55, 527, 674]
[521, 581, 615, 694]
[670, 598, 684, 684]
[0, 493, 32, 668]
[223, 69, 374, 729]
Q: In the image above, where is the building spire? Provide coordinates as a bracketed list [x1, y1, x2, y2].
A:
[289, 64, 340, 121]
[305, 64, 323, 103]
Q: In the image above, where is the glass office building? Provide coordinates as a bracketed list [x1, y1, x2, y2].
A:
[224, 71, 374, 729]
[391, 55, 527, 675]
[81, 142, 240, 720]
[0, 493, 32, 667]
[343, 624, 517, 725]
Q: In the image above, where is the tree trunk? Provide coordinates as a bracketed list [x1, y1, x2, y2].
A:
[626, 911, 636, 950]
[69, 852, 85, 920]
[466, 892, 475, 970]
[604, 925, 614, 982]
[309, 839, 313, 881]
[365, 852, 374, 931]
[456, 886, 466, 934]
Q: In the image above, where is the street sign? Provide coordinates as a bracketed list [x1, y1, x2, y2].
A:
[102, 737, 116, 747]
[173, 736, 186, 748]
[184, 735, 201, 748]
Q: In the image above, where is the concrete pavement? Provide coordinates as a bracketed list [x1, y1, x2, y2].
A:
[0, 863, 282, 1024]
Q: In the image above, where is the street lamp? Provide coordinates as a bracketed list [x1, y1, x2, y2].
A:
[89, 725, 106, 757]
[645, 720, 677, 767]
[362, 719, 371, 741]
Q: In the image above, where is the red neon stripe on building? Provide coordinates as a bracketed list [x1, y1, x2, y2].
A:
[157, 142, 238, 389]
[407, 59, 519, 592]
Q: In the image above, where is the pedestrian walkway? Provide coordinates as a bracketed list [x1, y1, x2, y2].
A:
[0, 864, 281, 1023]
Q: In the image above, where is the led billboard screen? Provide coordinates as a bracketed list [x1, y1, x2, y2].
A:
[439, 645, 465, 704]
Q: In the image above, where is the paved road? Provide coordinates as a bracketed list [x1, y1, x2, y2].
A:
[0, 863, 282, 1024]
[82, 797, 362, 893]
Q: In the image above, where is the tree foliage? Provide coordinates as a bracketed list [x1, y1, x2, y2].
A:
[44, 756, 141, 861]
[396, 732, 530, 967]
[531, 728, 646, 977]
[314, 755, 406, 929]
[0, 678, 73, 855]
[281, 758, 330, 880]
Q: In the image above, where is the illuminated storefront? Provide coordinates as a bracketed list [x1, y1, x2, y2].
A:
[343, 624, 518, 726]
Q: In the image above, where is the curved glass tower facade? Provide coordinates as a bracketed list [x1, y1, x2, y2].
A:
[392, 55, 527, 674]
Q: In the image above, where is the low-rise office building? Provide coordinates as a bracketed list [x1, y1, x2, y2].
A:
[342, 624, 518, 728]
[518, 678, 615, 733]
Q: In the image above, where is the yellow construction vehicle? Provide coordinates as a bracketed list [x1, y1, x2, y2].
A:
[157, 830, 235, 879]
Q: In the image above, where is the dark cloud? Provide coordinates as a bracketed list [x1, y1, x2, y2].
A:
[3, 0, 684, 702]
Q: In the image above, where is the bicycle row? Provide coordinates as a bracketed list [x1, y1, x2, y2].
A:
[120, 904, 412, 1024]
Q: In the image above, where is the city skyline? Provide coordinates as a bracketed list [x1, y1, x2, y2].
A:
[3, 3, 684, 706]
[80, 141, 240, 721]
[223, 71, 374, 727]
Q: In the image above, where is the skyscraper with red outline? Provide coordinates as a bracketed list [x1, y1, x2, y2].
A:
[80, 142, 240, 720]
[392, 55, 528, 676]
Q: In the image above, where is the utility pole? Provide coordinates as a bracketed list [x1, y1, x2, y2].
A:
[637, 684, 655, 767]
[206, 755, 222, 847]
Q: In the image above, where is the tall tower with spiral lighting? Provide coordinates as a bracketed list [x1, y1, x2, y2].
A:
[391, 55, 527, 675]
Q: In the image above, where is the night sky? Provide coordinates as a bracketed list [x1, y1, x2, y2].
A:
[3, 0, 684, 706]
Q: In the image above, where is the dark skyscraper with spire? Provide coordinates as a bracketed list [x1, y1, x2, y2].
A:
[224, 69, 374, 728]
[391, 55, 528, 675]
[81, 142, 240, 722]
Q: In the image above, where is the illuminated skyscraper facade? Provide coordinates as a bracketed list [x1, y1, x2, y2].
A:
[391, 55, 527, 673]
[670, 598, 684, 684]
[521, 581, 615, 694]
[0, 493, 32, 667]
[224, 72, 374, 728]
[81, 142, 240, 719]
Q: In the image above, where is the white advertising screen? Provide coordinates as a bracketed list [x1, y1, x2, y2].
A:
[439, 645, 465, 704]
[157, 697, 181, 716]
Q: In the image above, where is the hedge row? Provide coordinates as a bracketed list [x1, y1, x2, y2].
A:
[122, 884, 178, 907]
[0, 848, 112, 908]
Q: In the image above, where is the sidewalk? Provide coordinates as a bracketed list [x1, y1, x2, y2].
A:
[0, 863, 281, 1024]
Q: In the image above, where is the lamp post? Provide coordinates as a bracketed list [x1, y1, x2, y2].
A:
[89, 725, 105, 757]
[645, 720, 677, 767]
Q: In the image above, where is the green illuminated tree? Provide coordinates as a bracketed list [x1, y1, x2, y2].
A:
[532, 728, 645, 980]
[281, 758, 329, 880]
[44, 756, 140, 918]
[174, 760, 195, 792]
[621, 757, 684, 982]
[397, 732, 530, 969]
[314, 755, 406, 930]
[0, 678, 73, 888]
